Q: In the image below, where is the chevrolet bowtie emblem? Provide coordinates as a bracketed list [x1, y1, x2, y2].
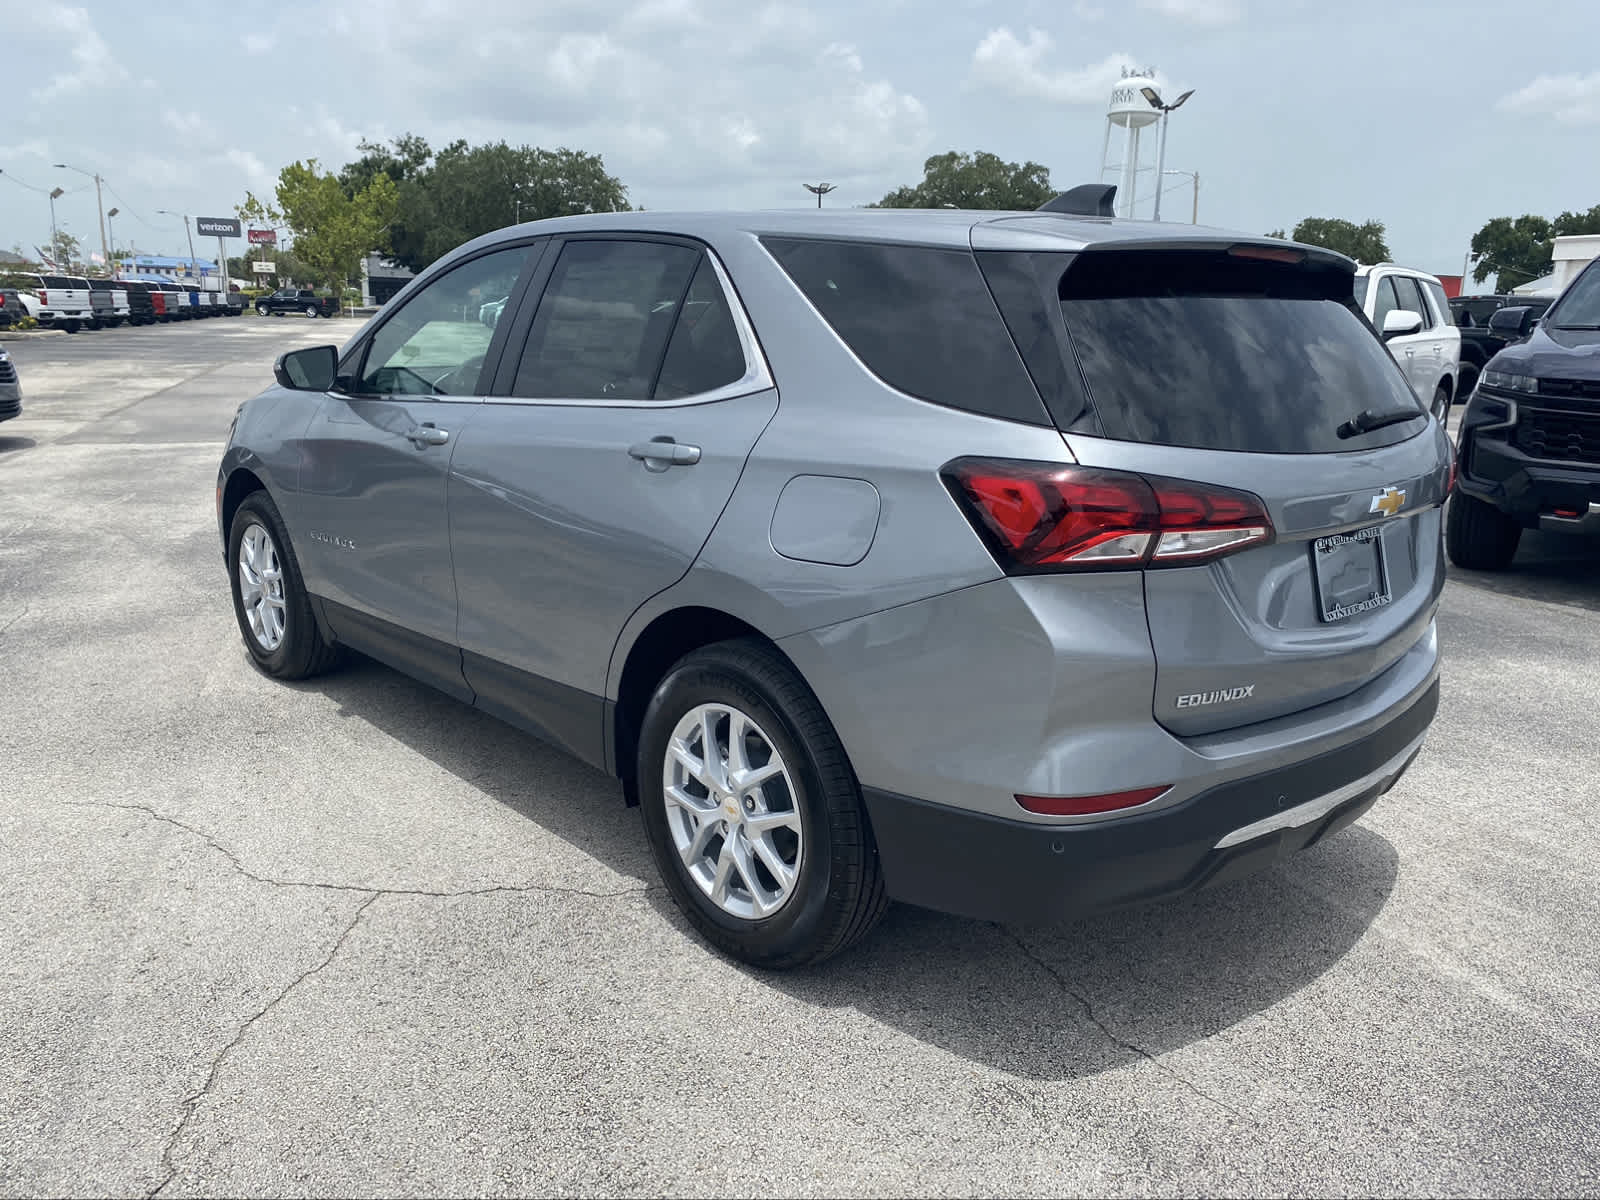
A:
[1369, 486, 1407, 518]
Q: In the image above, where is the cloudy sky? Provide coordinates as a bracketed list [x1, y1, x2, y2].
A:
[4, 0, 1596, 277]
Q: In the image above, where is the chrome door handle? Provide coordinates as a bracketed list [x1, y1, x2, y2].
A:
[628, 438, 701, 470]
[406, 424, 450, 447]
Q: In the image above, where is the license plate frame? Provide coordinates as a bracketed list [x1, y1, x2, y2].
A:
[1312, 525, 1392, 623]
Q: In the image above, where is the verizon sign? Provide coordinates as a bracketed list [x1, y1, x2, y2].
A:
[248, 228, 277, 245]
[195, 216, 242, 237]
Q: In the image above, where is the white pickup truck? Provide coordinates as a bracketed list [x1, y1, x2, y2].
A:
[13, 272, 95, 333]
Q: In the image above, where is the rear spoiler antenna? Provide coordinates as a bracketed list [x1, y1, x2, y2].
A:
[1036, 184, 1117, 218]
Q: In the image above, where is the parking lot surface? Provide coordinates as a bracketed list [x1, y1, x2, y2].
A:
[2, 321, 1598, 1197]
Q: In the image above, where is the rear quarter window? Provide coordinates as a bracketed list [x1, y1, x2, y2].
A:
[761, 237, 1051, 427]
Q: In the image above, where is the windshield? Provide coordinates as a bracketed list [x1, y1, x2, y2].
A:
[1352, 275, 1369, 305]
[1546, 261, 1600, 328]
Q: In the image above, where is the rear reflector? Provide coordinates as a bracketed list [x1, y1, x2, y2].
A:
[1016, 786, 1170, 816]
[942, 457, 1273, 572]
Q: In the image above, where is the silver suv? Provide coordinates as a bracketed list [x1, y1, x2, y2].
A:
[218, 199, 1449, 967]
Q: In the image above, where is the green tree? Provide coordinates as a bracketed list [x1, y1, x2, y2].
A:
[48, 230, 83, 270]
[1553, 204, 1600, 237]
[1288, 217, 1391, 264]
[338, 133, 433, 198]
[1265, 228, 1287, 239]
[874, 151, 1053, 210]
[376, 140, 630, 273]
[240, 161, 399, 306]
[1469, 214, 1554, 291]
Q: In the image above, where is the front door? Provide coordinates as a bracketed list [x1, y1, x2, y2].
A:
[295, 242, 538, 695]
[447, 237, 777, 761]
[1372, 274, 1432, 402]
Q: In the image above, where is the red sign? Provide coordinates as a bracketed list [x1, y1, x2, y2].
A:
[247, 228, 277, 245]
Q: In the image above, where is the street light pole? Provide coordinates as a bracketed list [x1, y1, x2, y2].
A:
[48, 187, 64, 268]
[54, 163, 111, 276]
[802, 182, 836, 208]
[1139, 87, 1194, 222]
[106, 207, 120, 277]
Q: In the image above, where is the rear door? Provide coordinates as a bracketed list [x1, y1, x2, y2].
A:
[981, 243, 1447, 736]
[447, 236, 776, 740]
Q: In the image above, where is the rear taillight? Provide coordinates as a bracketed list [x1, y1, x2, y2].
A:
[942, 457, 1273, 572]
[39, 289, 48, 304]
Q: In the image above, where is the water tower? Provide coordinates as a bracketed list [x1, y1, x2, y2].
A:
[1099, 67, 1160, 218]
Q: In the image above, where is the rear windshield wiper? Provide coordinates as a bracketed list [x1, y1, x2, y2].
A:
[1337, 407, 1426, 439]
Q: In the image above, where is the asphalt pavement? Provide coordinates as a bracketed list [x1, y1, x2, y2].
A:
[1, 319, 1598, 1197]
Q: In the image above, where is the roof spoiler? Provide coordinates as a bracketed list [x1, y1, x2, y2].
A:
[1036, 184, 1117, 218]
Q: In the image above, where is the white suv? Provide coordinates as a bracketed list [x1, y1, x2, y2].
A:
[1353, 264, 1461, 422]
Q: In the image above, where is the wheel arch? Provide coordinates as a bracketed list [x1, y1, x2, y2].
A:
[609, 605, 809, 806]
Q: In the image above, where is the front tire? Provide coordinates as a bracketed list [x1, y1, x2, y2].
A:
[1446, 493, 1522, 571]
[227, 491, 340, 680]
[637, 638, 887, 969]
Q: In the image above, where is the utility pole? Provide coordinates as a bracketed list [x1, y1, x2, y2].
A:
[107, 208, 120, 278]
[54, 163, 111, 275]
[802, 182, 836, 208]
[159, 210, 199, 282]
[1192, 170, 1200, 224]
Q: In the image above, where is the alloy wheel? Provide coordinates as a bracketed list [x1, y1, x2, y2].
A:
[662, 703, 804, 920]
[237, 522, 287, 652]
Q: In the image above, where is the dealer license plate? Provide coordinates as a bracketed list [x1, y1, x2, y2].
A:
[1312, 525, 1391, 623]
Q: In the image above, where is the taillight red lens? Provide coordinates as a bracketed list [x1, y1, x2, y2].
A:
[1016, 786, 1170, 816]
[39, 289, 48, 304]
[943, 458, 1272, 572]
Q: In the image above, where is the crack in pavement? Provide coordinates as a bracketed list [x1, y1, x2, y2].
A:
[146, 893, 379, 1198]
[72, 799, 655, 901]
[0, 602, 29, 637]
[1002, 927, 1253, 1124]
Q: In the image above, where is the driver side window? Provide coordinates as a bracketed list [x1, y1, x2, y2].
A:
[357, 244, 533, 396]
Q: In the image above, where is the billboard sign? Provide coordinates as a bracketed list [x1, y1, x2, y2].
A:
[196, 216, 242, 237]
[251, 261, 275, 274]
[247, 228, 277, 245]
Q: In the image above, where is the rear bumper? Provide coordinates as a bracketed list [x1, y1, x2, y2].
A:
[863, 677, 1437, 925]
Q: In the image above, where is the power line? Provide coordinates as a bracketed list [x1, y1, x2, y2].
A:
[0, 169, 51, 195]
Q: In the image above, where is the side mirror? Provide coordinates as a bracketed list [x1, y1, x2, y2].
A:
[1381, 310, 1424, 341]
[274, 344, 338, 391]
[1487, 305, 1536, 339]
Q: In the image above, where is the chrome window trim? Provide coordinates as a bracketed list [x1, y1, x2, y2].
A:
[487, 243, 774, 409]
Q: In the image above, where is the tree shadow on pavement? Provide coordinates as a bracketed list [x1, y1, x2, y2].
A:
[304, 654, 1398, 1083]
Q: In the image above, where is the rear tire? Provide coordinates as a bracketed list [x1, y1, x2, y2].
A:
[304, 305, 319, 318]
[1431, 383, 1451, 424]
[1446, 493, 1522, 571]
[1459, 363, 1480, 398]
[637, 638, 888, 968]
[227, 491, 341, 680]
[62, 320, 80, 334]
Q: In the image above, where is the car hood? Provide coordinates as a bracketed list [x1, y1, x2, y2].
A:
[1488, 325, 1600, 379]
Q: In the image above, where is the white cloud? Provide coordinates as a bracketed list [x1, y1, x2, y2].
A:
[16, 5, 127, 100]
[242, 32, 277, 55]
[1497, 72, 1600, 125]
[1137, 0, 1242, 24]
[970, 28, 1134, 105]
[1073, 0, 1106, 20]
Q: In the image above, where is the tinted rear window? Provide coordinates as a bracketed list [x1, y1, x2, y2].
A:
[1054, 249, 1422, 454]
[762, 237, 1051, 427]
[45, 275, 76, 289]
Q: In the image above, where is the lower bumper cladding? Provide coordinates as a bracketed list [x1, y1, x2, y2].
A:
[862, 678, 1438, 925]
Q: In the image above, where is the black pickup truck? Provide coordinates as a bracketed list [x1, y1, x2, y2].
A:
[1450, 293, 1555, 395]
[254, 288, 339, 318]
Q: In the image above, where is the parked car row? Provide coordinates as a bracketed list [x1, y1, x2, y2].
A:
[1351, 263, 1463, 422]
[1, 273, 244, 333]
